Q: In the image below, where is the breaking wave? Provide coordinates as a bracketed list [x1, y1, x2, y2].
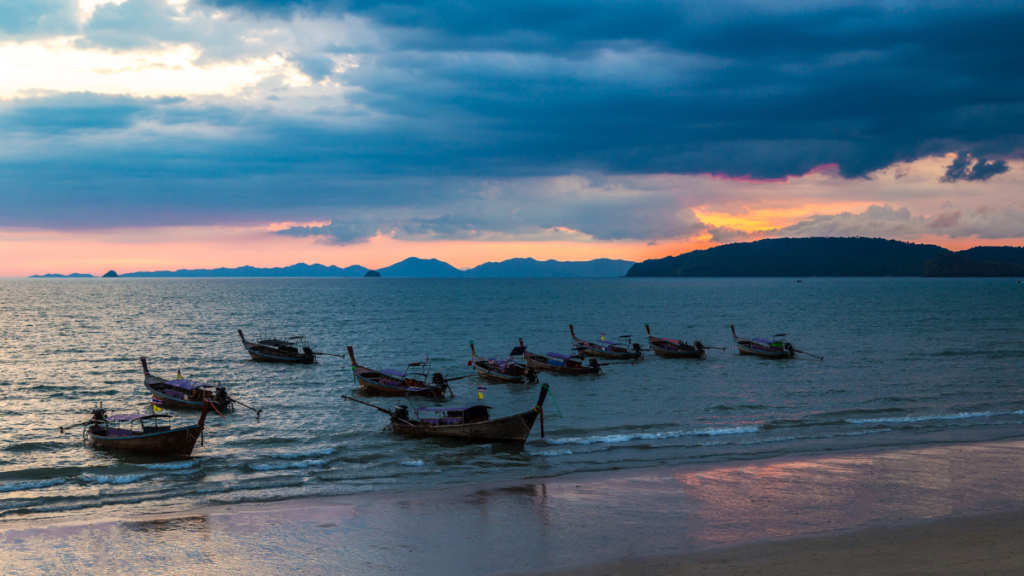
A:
[545, 426, 759, 446]
[0, 478, 66, 493]
[847, 410, 1024, 425]
[81, 474, 149, 485]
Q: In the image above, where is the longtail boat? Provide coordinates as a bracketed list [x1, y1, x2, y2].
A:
[141, 357, 234, 413]
[347, 346, 452, 399]
[239, 329, 316, 364]
[342, 384, 551, 444]
[730, 325, 796, 358]
[469, 341, 537, 384]
[521, 338, 601, 375]
[61, 402, 210, 457]
[569, 325, 643, 360]
[644, 324, 708, 359]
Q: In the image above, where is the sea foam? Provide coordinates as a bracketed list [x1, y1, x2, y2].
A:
[0, 478, 66, 493]
[847, 410, 1024, 425]
[545, 425, 758, 446]
[81, 474, 149, 485]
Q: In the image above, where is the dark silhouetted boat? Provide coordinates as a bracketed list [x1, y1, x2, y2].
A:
[239, 329, 317, 363]
[522, 338, 602, 375]
[469, 341, 537, 383]
[645, 324, 707, 359]
[569, 325, 642, 360]
[61, 402, 210, 457]
[347, 346, 452, 399]
[141, 357, 233, 413]
[343, 384, 551, 444]
[730, 325, 795, 358]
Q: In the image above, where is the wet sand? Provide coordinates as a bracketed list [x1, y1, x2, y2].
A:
[545, 509, 1024, 576]
[3, 439, 1024, 575]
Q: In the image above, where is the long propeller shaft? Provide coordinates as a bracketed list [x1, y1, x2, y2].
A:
[793, 349, 825, 361]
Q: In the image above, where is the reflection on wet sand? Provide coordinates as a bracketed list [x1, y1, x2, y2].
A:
[2, 439, 1024, 575]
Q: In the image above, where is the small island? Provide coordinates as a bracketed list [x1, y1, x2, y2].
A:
[364, 270, 382, 277]
[102, 270, 118, 278]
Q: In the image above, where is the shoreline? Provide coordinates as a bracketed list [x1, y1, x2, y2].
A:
[4, 437, 1024, 574]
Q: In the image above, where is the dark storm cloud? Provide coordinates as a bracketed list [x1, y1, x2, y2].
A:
[940, 152, 1011, 182]
[3, 0, 1024, 237]
[195, 0, 1024, 179]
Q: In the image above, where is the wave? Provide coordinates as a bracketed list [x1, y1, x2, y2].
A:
[0, 478, 66, 493]
[248, 459, 328, 471]
[545, 425, 758, 446]
[81, 474, 149, 485]
[138, 461, 196, 470]
[541, 428, 895, 457]
[269, 447, 336, 460]
[847, 410, 1024, 425]
[401, 460, 425, 466]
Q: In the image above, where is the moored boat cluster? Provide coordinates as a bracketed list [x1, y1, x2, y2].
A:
[59, 323, 820, 458]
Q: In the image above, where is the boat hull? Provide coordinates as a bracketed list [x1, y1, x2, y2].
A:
[86, 425, 202, 457]
[572, 339, 642, 360]
[144, 376, 231, 413]
[242, 342, 316, 364]
[735, 340, 794, 358]
[353, 370, 446, 399]
[474, 363, 527, 383]
[391, 410, 539, 444]
[648, 337, 705, 359]
[524, 352, 601, 375]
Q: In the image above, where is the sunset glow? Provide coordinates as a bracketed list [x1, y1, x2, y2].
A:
[0, 1, 1020, 276]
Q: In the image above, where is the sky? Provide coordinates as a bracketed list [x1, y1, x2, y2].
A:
[0, 0, 1022, 276]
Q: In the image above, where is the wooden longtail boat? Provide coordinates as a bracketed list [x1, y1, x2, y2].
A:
[239, 329, 316, 364]
[521, 337, 602, 375]
[644, 324, 707, 359]
[469, 341, 537, 383]
[569, 325, 643, 360]
[343, 384, 551, 444]
[141, 357, 233, 413]
[730, 325, 795, 358]
[347, 346, 452, 399]
[64, 402, 210, 457]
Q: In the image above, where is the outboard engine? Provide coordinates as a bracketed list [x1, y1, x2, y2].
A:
[91, 407, 107, 422]
[524, 367, 538, 382]
[588, 358, 600, 369]
[394, 405, 409, 421]
[632, 343, 642, 354]
[784, 343, 795, 357]
[303, 346, 313, 356]
[694, 340, 705, 351]
[214, 387, 230, 409]
[431, 373, 446, 386]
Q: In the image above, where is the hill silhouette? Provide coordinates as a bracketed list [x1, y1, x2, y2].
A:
[626, 238, 1024, 277]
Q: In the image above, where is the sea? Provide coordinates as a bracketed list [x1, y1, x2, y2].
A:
[1, 277, 1022, 522]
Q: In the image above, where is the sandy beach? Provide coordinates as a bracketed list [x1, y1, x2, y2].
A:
[3, 438, 1024, 575]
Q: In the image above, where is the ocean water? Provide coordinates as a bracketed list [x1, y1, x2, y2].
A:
[0, 277, 1022, 522]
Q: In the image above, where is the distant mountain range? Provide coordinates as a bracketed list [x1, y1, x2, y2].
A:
[31, 273, 96, 278]
[119, 263, 371, 278]
[31, 258, 636, 278]
[31, 239, 1024, 279]
[625, 238, 1024, 277]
